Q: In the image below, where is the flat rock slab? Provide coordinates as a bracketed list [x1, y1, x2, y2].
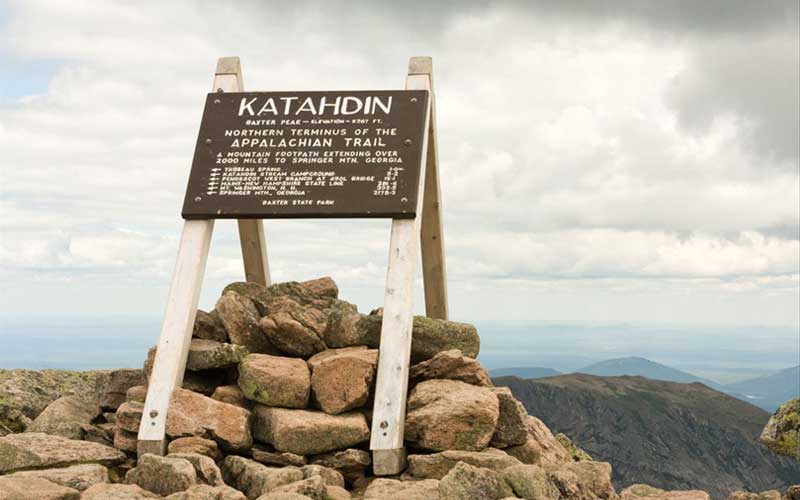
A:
[168, 436, 222, 461]
[187, 339, 249, 371]
[238, 354, 310, 408]
[81, 483, 161, 500]
[0, 432, 125, 474]
[5, 463, 109, 491]
[0, 476, 80, 500]
[355, 315, 480, 363]
[165, 484, 247, 500]
[253, 407, 369, 455]
[621, 484, 711, 500]
[405, 379, 499, 452]
[363, 478, 441, 500]
[407, 448, 521, 479]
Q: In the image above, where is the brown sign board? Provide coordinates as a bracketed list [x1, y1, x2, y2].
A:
[182, 90, 429, 219]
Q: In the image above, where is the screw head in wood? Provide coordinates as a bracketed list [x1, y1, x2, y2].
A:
[216, 88, 224, 93]
[214, 99, 221, 104]
[380, 420, 388, 429]
[205, 138, 212, 144]
[194, 196, 202, 202]
[410, 97, 418, 103]
[404, 139, 412, 146]
[149, 410, 158, 418]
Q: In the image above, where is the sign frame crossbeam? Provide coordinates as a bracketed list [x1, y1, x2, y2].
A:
[137, 57, 446, 477]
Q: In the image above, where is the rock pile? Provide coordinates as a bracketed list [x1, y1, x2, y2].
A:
[1, 277, 797, 499]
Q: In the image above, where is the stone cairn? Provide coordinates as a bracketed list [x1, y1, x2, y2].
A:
[2, 276, 762, 500]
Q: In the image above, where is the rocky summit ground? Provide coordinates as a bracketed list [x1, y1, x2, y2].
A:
[1, 276, 798, 500]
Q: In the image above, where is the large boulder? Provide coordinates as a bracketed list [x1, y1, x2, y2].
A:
[355, 315, 480, 362]
[404, 379, 499, 451]
[194, 309, 230, 343]
[26, 395, 100, 440]
[253, 407, 369, 455]
[0, 432, 125, 473]
[125, 453, 197, 496]
[409, 349, 491, 387]
[166, 388, 253, 452]
[437, 461, 514, 500]
[307, 347, 378, 414]
[258, 297, 328, 358]
[407, 448, 521, 479]
[238, 354, 311, 408]
[363, 478, 441, 500]
[216, 291, 276, 354]
[499, 463, 560, 500]
[222, 455, 304, 499]
[0, 476, 80, 500]
[81, 483, 161, 500]
[548, 461, 617, 500]
[489, 387, 529, 448]
[4, 463, 108, 491]
[622, 484, 711, 500]
[760, 398, 799, 461]
[505, 415, 572, 468]
[187, 339, 249, 371]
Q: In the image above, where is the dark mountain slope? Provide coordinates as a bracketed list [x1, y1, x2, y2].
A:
[488, 366, 561, 378]
[494, 373, 800, 500]
[726, 365, 800, 412]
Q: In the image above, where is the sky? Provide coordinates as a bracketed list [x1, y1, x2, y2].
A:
[0, 1, 798, 336]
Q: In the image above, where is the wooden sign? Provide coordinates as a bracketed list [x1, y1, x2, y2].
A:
[138, 56, 447, 478]
[182, 91, 430, 219]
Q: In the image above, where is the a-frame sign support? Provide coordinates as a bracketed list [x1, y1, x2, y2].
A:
[138, 57, 447, 478]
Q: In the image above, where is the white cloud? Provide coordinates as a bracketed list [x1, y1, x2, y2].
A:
[0, 0, 797, 326]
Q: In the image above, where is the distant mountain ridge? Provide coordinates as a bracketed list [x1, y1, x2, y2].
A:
[488, 366, 561, 379]
[494, 373, 800, 499]
[725, 365, 800, 412]
[577, 356, 725, 390]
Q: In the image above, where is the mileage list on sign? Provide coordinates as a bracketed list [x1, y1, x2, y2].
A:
[181, 90, 429, 219]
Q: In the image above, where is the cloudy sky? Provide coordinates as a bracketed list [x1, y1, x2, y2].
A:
[1, 0, 798, 329]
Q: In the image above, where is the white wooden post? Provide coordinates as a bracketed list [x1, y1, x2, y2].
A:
[138, 56, 273, 455]
[411, 57, 448, 320]
[215, 57, 271, 286]
[137, 220, 213, 455]
[370, 60, 433, 475]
